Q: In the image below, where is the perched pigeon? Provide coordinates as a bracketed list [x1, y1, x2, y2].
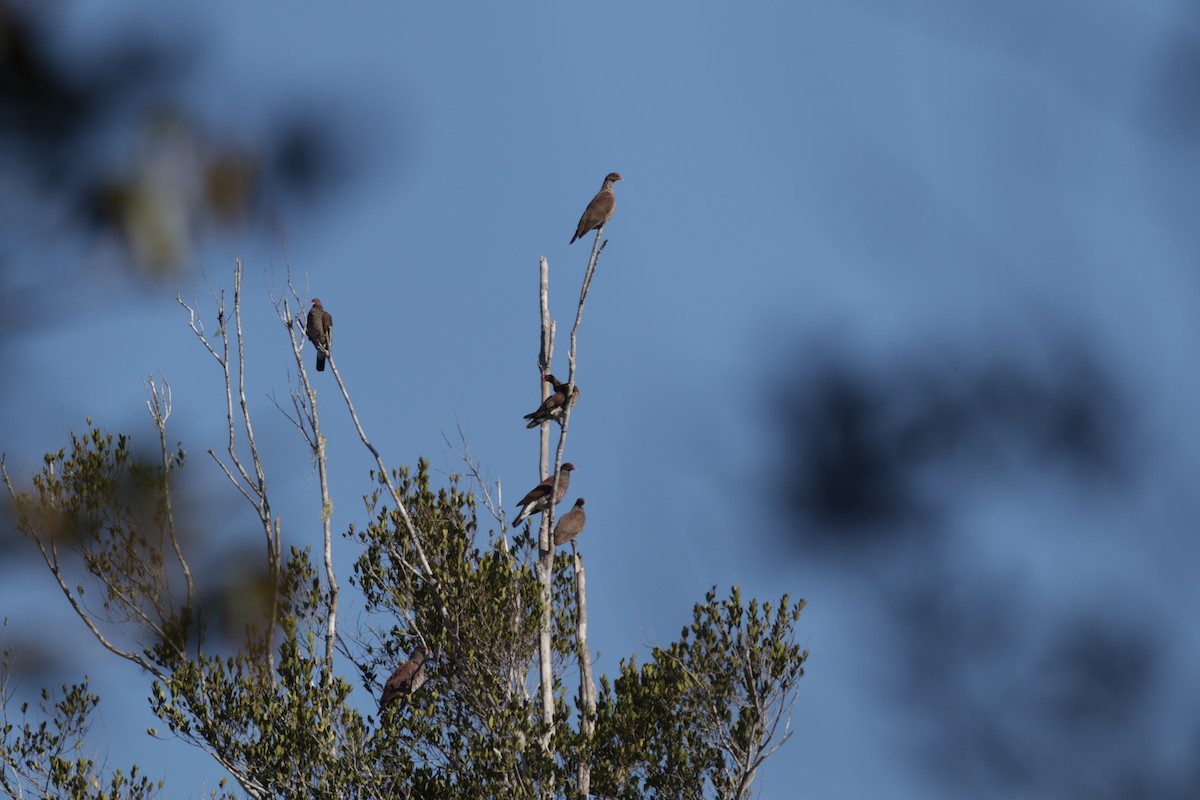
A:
[306, 298, 333, 372]
[380, 645, 430, 710]
[570, 172, 622, 244]
[523, 373, 580, 428]
[513, 463, 575, 527]
[553, 498, 587, 547]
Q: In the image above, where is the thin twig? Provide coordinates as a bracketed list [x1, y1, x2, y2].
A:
[144, 373, 200, 656]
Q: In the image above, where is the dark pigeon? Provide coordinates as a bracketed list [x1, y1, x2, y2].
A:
[513, 463, 575, 527]
[306, 298, 333, 372]
[380, 645, 430, 710]
[523, 373, 580, 428]
[570, 172, 622, 244]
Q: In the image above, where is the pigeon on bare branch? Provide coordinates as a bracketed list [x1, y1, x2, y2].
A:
[306, 298, 332, 372]
[553, 498, 587, 547]
[523, 373, 580, 428]
[513, 463, 575, 527]
[570, 172, 622, 244]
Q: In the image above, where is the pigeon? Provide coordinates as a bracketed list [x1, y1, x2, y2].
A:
[523, 373, 580, 428]
[553, 498, 587, 547]
[513, 463, 575, 527]
[380, 645, 430, 710]
[306, 298, 333, 372]
[570, 172, 622, 244]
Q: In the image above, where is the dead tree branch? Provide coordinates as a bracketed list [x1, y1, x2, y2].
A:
[272, 276, 338, 679]
[530, 235, 608, 793]
[178, 259, 281, 673]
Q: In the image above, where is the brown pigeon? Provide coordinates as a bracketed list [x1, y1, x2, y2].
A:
[570, 172, 622, 244]
[513, 463, 575, 527]
[523, 373, 580, 428]
[306, 298, 333, 372]
[380, 645, 430, 710]
[553, 498, 587, 547]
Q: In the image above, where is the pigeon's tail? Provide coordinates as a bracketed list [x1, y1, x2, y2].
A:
[316, 352, 327, 372]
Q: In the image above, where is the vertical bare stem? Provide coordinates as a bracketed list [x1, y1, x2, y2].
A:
[232, 262, 281, 672]
[535, 256, 557, 773]
[573, 545, 596, 795]
[274, 288, 338, 679]
[537, 256, 554, 478]
[531, 237, 607, 793]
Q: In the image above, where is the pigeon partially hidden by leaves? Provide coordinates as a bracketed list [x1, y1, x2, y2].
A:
[523, 373, 580, 428]
[380, 645, 430, 710]
[553, 498, 587, 547]
[513, 463, 575, 527]
[306, 298, 332, 372]
[570, 172, 622, 244]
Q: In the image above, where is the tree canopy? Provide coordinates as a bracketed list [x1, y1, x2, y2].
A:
[1, 257, 806, 799]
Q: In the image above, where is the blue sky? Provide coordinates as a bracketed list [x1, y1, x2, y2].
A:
[3, 1, 1199, 797]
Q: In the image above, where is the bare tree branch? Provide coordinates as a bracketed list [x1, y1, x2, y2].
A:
[572, 542, 596, 796]
[180, 259, 281, 673]
[271, 276, 337, 679]
[529, 235, 608, 794]
[535, 255, 557, 769]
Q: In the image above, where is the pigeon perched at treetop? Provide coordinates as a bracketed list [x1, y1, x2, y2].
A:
[306, 298, 332, 372]
[513, 463, 575, 527]
[523, 373, 580, 428]
[570, 172, 622, 244]
[380, 645, 430, 710]
[553, 498, 587, 547]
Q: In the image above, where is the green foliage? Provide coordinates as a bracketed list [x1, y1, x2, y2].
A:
[6, 423, 192, 664]
[347, 459, 559, 795]
[0, 661, 163, 800]
[3, 424, 808, 799]
[591, 587, 808, 800]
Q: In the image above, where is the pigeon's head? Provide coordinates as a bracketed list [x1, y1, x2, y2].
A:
[575, 498, 586, 507]
[543, 373, 558, 384]
[311, 298, 322, 306]
[561, 463, 576, 473]
[605, 172, 623, 183]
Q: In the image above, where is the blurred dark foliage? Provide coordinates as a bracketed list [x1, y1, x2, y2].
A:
[773, 339, 1200, 799]
[895, 564, 1177, 800]
[1143, 5, 1200, 146]
[195, 543, 280, 647]
[0, 1, 346, 317]
[776, 346, 1126, 548]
